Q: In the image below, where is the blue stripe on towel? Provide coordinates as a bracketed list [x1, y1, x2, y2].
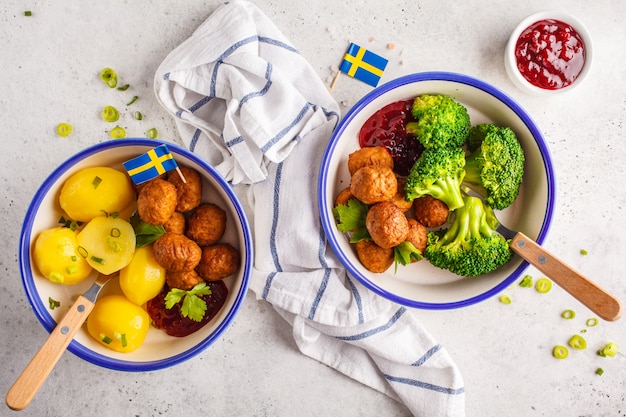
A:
[307, 225, 332, 320]
[334, 307, 406, 341]
[239, 62, 273, 110]
[189, 128, 202, 152]
[345, 275, 365, 324]
[269, 161, 284, 273]
[383, 374, 465, 395]
[260, 102, 311, 153]
[412, 344, 442, 367]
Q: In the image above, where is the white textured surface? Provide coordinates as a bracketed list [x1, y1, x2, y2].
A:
[1, 1, 625, 416]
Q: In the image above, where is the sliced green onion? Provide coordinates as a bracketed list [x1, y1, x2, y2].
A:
[77, 246, 88, 258]
[56, 122, 73, 137]
[535, 277, 552, 294]
[499, 295, 512, 305]
[100, 68, 117, 88]
[49, 272, 64, 284]
[126, 95, 139, 106]
[561, 309, 576, 320]
[65, 265, 78, 275]
[100, 334, 113, 344]
[48, 297, 60, 310]
[595, 367, 604, 376]
[133, 111, 143, 120]
[24, 11, 32, 16]
[110, 227, 121, 238]
[568, 334, 587, 350]
[586, 318, 598, 327]
[580, 249, 588, 255]
[92, 176, 102, 189]
[90, 255, 106, 265]
[109, 126, 126, 139]
[519, 274, 533, 288]
[597, 342, 619, 357]
[71, 255, 77, 262]
[147, 128, 158, 139]
[101, 105, 120, 122]
[107, 237, 121, 253]
[117, 84, 130, 91]
[121, 333, 127, 348]
[552, 345, 569, 359]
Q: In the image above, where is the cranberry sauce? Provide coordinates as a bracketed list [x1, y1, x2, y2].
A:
[358, 99, 423, 176]
[147, 280, 229, 337]
[514, 19, 585, 90]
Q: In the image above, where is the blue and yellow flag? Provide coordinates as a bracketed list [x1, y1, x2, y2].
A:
[123, 144, 179, 185]
[339, 43, 388, 87]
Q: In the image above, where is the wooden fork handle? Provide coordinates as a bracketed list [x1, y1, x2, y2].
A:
[5, 295, 95, 411]
[510, 232, 622, 322]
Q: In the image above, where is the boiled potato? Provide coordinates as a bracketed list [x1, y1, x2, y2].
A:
[77, 216, 136, 275]
[33, 227, 93, 285]
[59, 167, 135, 222]
[119, 245, 166, 305]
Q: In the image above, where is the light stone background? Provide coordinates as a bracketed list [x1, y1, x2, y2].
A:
[1, 1, 625, 416]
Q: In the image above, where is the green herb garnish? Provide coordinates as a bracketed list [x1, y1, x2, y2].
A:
[333, 198, 370, 242]
[394, 241, 423, 269]
[129, 211, 166, 247]
[126, 95, 139, 106]
[92, 176, 102, 189]
[48, 297, 60, 310]
[519, 274, 533, 288]
[165, 282, 213, 322]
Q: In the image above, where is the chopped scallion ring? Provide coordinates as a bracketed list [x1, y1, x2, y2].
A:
[90, 255, 106, 265]
[126, 95, 139, 106]
[580, 249, 588, 255]
[568, 334, 587, 350]
[133, 111, 143, 120]
[109, 126, 126, 139]
[586, 318, 598, 327]
[498, 295, 512, 305]
[519, 274, 533, 288]
[117, 84, 130, 91]
[597, 342, 619, 357]
[561, 309, 576, 319]
[101, 105, 120, 122]
[147, 128, 158, 139]
[24, 11, 32, 16]
[77, 246, 88, 258]
[100, 68, 117, 88]
[110, 227, 121, 238]
[100, 334, 113, 344]
[56, 122, 73, 137]
[595, 368, 604, 376]
[552, 345, 569, 359]
[535, 277, 552, 293]
[48, 297, 60, 310]
[92, 176, 102, 189]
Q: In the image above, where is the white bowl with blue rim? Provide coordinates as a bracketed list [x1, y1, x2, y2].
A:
[19, 138, 253, 371]
[318, 72, 556, 310]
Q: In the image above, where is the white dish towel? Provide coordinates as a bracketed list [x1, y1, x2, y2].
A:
[154, 1, 465, 415]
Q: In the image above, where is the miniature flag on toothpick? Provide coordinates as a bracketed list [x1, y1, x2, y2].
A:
[123, 144, 185, 185]
[330, 42, 388, 90]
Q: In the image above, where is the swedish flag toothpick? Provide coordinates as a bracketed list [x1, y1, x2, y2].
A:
[330, 43, 388, 90]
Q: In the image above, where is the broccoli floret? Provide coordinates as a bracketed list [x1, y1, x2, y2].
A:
[406, 94, 471, 149]
[404, 146, 466, 210]
[425, 194, 513, 277]
[463, 123, 525, 210]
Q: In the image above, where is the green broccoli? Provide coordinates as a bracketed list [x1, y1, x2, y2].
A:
[404, 146, 466, 210]
[425, 194, 513, 277]
[463, 123, 525, 210]
[406, 94, 471, 149]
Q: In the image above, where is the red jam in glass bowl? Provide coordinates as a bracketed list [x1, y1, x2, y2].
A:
[514, 19, 586, 90]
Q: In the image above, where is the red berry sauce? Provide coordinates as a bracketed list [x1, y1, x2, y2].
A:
[358, 99, 423, 176]
[146, 280, 229, 337]
[515, 19, 585, 90]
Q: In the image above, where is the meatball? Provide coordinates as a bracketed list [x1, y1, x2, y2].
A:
[388, 178, 413, 213]
[347, 146, 394, 176]
[413, 195, 450, 228]
[365, 201, 409, 249]
[152, 232, 202, 272]
[185, 203, 227, 246]
[137, 178, 178, 225]
[168, 166, 202, 212]
[334, 187, 354, 207]
[196, 243, 240, 281]
[166, 269, 203, 291]
[163, 211, 186, 234]
[350, 165, 397, 205]
[406, 219, 428, 259]
[354, 240, 394, 273]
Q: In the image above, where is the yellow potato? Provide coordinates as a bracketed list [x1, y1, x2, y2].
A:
[87, 295, 150, 353]
[33, 227, 93, 285]
[77, 216, 136, 275]
[59, 167, 135, 222]
[119, 245, 166, 306]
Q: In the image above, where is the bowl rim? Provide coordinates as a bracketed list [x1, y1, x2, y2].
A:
[504, 9, 593, 94]
[318, 71, 557, 309]
[19, 138, 253, 371]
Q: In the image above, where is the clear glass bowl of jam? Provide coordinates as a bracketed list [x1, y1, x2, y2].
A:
[504, 10, 593, 95]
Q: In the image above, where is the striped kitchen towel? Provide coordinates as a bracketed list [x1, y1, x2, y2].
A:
[154, 1, 465, 416]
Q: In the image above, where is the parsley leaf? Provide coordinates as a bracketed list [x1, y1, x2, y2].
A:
[164, 283, 213, 322]
[129, 211, 166, 248]
[332, 198, 370, 243]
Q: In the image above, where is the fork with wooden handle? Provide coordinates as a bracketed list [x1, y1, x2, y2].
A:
[5, 274, 111, 411]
